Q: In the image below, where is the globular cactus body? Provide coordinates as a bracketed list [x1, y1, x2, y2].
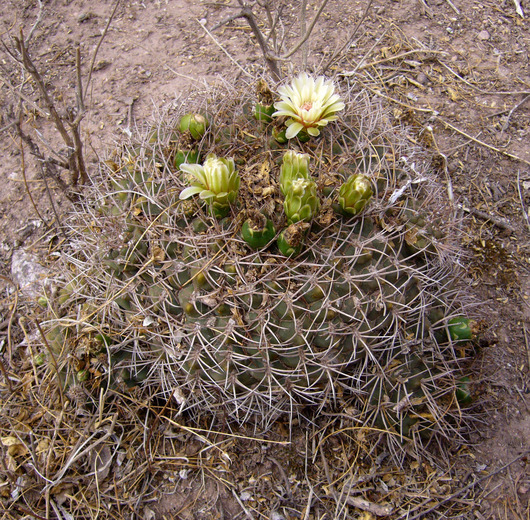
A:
[43, 78, 474, 450]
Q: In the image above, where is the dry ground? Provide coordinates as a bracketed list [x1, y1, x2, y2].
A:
[0, 0, 529, 518]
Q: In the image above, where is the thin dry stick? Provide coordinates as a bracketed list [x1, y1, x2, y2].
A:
[24, 0, 45, 45]
[67, 44, 88, 184]
[46, 414, 118, 490]
[501, 93, 530, 131]
[321, 0, 374, 74]
[444, 0, 460, 14]
[198, 20, 255, 79]
[300, 0, 308, 70]
[0, 66, 50, 118]
[396, 450, 530, 520]
[516, 170, 530, 231]
[15, 28, 74, 157]
[17, 130, 49, 228]
[278, 0, 330, 60]
[17, 127, 68, 230]
[460, 204, 516, 233]
[435, 116, 530, 167]
[213, 0, 331, 80]
[32, 319, 66, 409]
[438, 60, 530, 96]
[0, 274, 18, 364]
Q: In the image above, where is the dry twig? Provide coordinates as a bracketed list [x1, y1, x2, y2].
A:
[211, 0, 332, 81]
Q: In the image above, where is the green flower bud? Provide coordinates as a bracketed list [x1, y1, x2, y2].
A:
[241, 212, 276, 249]
[179, 113, 209, 140]
[174, 149, 200, 170]
[179, 154, 240, 219]
[254, 103, 275, 122]
[279, 151, 311, 197]
[338, 174, 373, 216]
[448, 317, 472, 342]
[284, 178, 320, 224]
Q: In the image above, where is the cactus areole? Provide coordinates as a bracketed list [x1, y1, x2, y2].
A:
[45, 76, 474, 443]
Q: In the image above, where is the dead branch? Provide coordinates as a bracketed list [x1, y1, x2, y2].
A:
[211, 0, 331, 81]
[1, 0, 120, 191]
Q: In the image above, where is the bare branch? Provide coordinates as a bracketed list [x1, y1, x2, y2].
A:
[278, 0, 330, 60]
[198, 19, 255, 79]
[239, 5, 281, 81]
[24, 0, 44, 46]
[14, 28, 74, 150]
[15, 114, 51, 229]
[300, 0, 308, 70]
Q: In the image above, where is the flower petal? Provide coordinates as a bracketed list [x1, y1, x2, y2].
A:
[179, 186, 203, 200]
[199, 190, 215, 200]
[285, 122, 304, 139]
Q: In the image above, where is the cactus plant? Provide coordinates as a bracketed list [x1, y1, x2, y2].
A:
[41, 77, 474, 456]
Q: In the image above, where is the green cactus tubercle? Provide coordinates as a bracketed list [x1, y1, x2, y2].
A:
[179, 113, 209, 140]
[174, 148, 200, 170]
[254, 103, 276, 122]
[277, 222, 310, 256]
[448, 317, 473, 341]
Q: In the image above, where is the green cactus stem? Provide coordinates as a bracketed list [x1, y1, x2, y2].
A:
[272, 127, 288, 144]
[174, 148, 200, 170]
[337, 174, 373, 216]
[241, 211, 276, 249]
[296, 130, 311, 143]
[455, 377, 472, 405]
[254, 103, 275, 122]
[179, 113, 209, 140]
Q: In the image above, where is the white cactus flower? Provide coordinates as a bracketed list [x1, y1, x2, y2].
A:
[179, 154, 240, 218]
[273, 73, 345, 139]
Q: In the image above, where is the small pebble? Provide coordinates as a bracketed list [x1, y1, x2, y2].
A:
[416, 72, 428, 85]
[478, 30, 490, 40]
